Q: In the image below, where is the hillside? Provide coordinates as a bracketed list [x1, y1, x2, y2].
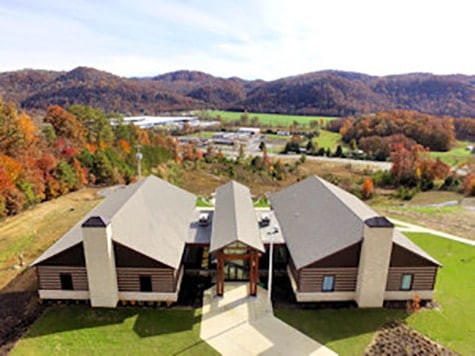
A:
[0, 67, 474, 117]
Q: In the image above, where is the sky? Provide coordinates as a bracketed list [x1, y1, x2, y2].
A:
[0, 0, 473, 80]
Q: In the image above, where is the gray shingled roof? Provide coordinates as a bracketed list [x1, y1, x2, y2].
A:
[210, 181, 264, 252]
[270, 176, 374, 269]
[270, 175, 440, 269]
[32, 175, 196, 268]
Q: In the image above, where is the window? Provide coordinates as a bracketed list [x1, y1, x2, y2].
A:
[60, 273, 73, 290]
[322, 275, 335, 292]
[400, 274, 413, 291]
[139, 275, 153, 292]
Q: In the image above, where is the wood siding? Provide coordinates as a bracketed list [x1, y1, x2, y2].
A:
[37, 266, 88, 290]
[386, 266, 438, 291]
[37, 243, 85, 266]
[305, 242, 361, 268]
[114, 242, 172, 268]
[298, 267, 358, 293]
[390, 244, 438, 267]
[116, 267, 177, 293]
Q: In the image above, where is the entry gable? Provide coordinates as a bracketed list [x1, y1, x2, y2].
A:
[210, 181, 264, 253]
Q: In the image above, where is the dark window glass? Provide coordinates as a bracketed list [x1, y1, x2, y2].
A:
[60, 273, 73, 290]
[139, 275, 153, 292]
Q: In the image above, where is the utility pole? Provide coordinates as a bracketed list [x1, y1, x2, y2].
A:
[267, 228, 275, 313]
[135, 145, 143, 179]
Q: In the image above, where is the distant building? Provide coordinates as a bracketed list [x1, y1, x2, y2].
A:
[112, 116, 219, 129]
[32, 176, 440, 308]
[237, 127, 260, 137]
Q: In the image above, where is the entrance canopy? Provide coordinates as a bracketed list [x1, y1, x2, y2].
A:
[210, 181, 265, 253]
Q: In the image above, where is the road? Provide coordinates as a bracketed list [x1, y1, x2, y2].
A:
[268, 153, 392, 170]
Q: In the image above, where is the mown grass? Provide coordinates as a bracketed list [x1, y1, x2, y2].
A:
[196, 197, 213, 207]
[277, 233, 475, 355]
[208, 110, 337, 127]
[313, 130, 342, 150]
[12, 307, 218, 356]
[429, 140, 473, 166]
[0, 189, 102, 289]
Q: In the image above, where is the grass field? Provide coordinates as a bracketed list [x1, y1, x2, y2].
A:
[12, 308, 217, 356]
[313, 130, 342, 149]
[429, 140, 473, 166]
[277, 233, 475, 355]
[0, 189, 102, 290]
[208, 110, 337, 127]
[370, 192, 475, 241]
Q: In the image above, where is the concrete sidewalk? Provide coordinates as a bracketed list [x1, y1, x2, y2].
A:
[391, 218, 475, 246]
[200, 282, 336, 356]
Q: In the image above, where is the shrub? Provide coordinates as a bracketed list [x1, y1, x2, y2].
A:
[395, 186, 418, 200]
[463, 173, 475, 196]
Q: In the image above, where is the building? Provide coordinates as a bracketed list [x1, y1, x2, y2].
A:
[32, 175, 440, 308]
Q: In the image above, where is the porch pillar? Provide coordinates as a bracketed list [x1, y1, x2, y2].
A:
[216, 249, 224, 296]
[249, 249, 260, 296]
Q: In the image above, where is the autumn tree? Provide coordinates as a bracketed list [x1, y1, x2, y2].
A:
[360, 178, 374, 200]
[44, 105, 86, 149]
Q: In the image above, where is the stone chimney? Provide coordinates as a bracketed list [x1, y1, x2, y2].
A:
[355, 217, 394, 308]
[82, 216, 118, 307]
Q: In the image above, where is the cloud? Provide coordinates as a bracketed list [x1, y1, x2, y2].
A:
[0, 0, 473, 78]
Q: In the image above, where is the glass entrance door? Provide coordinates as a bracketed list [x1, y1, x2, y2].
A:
[224, 259, 249, 281]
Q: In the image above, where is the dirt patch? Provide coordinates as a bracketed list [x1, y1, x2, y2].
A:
[0, 269, 45, 355]
[365, 321, 456, 355]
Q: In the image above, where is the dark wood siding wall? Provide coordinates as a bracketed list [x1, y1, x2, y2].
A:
[37, 266, 88, 290]
[38, 243, 85, 266]
[386, 266, 438, 291]
[288, 257, 299, 283]
[116, 267, 176, 293]
[298, 267, 358, 293]
[390, 244, 438, 267]
[305, 242, 361, 268]
[114, 242, 171, 268]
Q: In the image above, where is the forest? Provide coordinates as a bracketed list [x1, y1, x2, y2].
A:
[1, 67, 474, 118]
[0, 100, 474, 219]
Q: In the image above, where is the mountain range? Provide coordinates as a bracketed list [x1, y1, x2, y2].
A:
[0, 66, 473, 118]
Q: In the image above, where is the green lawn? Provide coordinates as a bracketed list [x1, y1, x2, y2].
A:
[12, 307, 218, 356]
[277, 233, 475, 355]
[196, 197, 213, 207]
[429, 140, 473, 166]
[313, 130, 342, 149]
[208, 110, 336, 127]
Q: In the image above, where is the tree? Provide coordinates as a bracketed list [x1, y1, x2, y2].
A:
[463, 173, 475, 196]
[44, 105, 86, 148]
[361, 178, 374, 200]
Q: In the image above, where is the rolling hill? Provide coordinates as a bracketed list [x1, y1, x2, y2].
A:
[0, 67, 473, 117]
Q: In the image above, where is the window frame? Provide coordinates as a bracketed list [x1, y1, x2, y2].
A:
[59, 273, 74, 290]
[322, 275, 335, 292]
[400, 273, 414, 291]
[139, 275, 153, 292]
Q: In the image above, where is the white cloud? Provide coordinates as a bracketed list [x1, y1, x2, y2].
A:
[0, 0, 473, 78]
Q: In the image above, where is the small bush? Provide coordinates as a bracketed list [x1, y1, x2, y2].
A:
[395, 186, 418, 200]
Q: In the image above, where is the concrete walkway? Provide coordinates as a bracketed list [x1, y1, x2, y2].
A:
[200, 282, 336, 356]
[391, 218, 475, 246]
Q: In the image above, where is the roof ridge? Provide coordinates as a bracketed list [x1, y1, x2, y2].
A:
[314, 176, 376, 224]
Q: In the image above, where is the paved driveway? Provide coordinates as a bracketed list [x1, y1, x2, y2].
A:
[200, 282, 337, 355]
